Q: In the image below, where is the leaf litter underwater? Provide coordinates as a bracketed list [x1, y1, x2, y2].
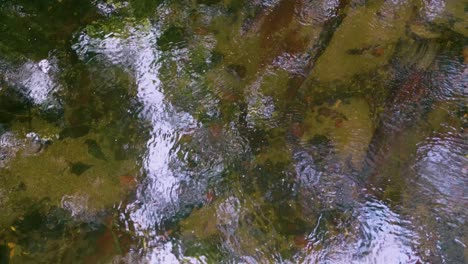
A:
[0, 0, 466, 263]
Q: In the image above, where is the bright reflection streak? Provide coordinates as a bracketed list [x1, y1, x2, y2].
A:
[5, 59, 58, 105]
[301, 199, 421, 263]
[416, 133, 467, 222]
[422, 0, 446, 21]
[74, 22, 199, 261]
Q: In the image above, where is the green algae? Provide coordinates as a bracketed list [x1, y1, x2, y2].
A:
[311, 1, 412, 82]
[1, 134, 138, 217]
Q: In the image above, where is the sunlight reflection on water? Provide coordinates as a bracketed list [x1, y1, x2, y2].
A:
[74, 21, 198, 231]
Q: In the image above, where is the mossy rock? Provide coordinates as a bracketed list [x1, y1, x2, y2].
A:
[311, 1, 412, 82]
[0, 130, 139, 229]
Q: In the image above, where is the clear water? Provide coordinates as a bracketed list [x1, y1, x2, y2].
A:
[0, 0, 466, 263]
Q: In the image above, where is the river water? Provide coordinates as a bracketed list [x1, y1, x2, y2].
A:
[0, 0, 466, 263]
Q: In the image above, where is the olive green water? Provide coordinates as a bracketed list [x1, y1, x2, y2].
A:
[0, 0, 467, 263]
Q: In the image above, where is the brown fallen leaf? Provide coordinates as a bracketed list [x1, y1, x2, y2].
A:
[209, 123, 223, 139]
[206, 189, 216, 203]
[119, 175, 137, 189]
[335, 118, 344, 128]
[291, 122, 304, 138]
[371, 47, 385, 57]
[7, 243, 15, 258]
[294, 235, 309, 248]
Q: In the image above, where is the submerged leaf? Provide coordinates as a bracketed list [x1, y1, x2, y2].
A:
[69, 162, 92, 176]
[85, 139, 107, 161]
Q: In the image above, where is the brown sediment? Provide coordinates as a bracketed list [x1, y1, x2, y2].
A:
[258, 1, 305, 65]
[259, 1, 296, 42]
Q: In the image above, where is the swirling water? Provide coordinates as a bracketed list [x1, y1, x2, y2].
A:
[0, 0, 466, 263]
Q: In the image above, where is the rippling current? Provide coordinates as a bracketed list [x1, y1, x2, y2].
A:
[0, 0, 466, 263]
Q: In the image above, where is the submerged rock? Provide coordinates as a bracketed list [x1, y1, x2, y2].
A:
[310, 0, 412, 82]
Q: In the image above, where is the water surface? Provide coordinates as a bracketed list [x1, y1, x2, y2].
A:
[0, 0, 467, 263]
